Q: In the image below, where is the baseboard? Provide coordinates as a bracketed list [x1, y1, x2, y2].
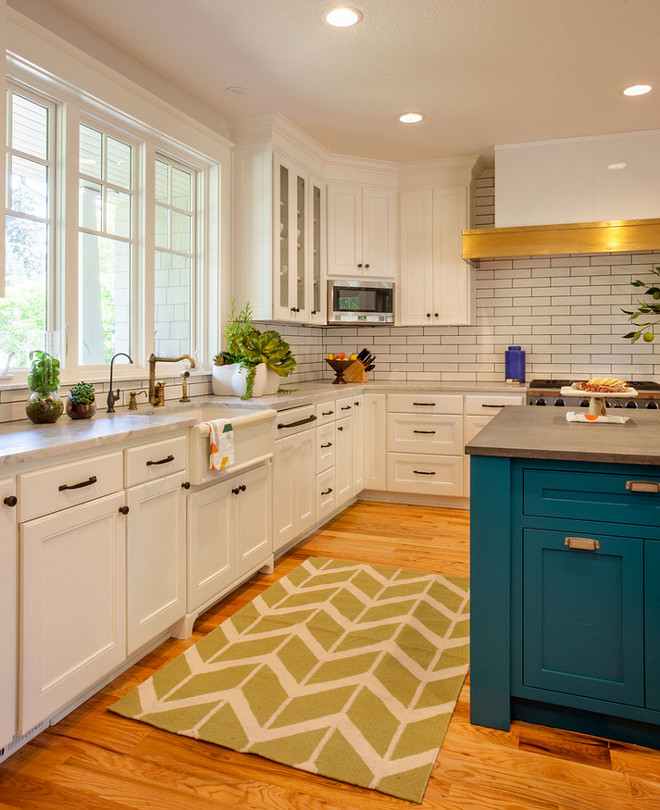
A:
[359, 490, 470, 509]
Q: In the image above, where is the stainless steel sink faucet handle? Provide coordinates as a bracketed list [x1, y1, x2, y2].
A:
[107, 352, 133, 413]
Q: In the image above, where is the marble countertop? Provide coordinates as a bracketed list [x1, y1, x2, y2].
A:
[0, 380, 527, 468]
[466, 405, 660, 465]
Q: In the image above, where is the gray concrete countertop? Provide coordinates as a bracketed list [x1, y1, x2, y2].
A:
[466, 405, 660, 465]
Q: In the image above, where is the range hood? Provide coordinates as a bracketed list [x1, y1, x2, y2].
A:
[462, 217, 660, 261]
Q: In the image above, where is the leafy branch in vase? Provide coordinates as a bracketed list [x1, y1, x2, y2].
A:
[622, 265, 660, 343]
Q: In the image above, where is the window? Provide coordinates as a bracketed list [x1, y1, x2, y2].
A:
[1, 66, 220, 381]
[154, 156, 196, 357]
[2, 88, 54, 367]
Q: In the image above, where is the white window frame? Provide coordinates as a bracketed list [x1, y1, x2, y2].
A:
[3, 14, 231, 385]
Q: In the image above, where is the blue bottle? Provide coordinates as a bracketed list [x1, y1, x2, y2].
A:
[505, 345, 525, 383]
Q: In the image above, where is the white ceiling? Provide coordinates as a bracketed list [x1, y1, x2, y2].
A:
[8, 0, 660, 163]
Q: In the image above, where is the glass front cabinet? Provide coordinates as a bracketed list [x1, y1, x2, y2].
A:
[273, 153, 325, 324]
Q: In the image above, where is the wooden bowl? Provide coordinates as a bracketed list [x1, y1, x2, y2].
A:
[325, 358, 353, 384]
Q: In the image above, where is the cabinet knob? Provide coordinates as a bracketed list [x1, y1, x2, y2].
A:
[232, 487, 240, 495]
[426, 313, 431, 318]
[357, 263, 363, 269]
[311, 310, 318, 315]
[364, 263, 370, 269]
[337, 426, 344, 431]
[3, 495, 17, 507]
[181, 481, 191, 490]
[118, 505, 130, 515]
[434, 312, 439, 317]
[239, 484, 246, 492]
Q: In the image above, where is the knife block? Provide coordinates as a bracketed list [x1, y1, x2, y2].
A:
[343, 360, 367, 382]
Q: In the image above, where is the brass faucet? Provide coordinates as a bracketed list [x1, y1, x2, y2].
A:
[147, 353, 196, 406]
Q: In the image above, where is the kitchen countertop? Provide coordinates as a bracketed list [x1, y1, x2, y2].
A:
[0, 380, 527, 467]
[466, 405, 660, 465]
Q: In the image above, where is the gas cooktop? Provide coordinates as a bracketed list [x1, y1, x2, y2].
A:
[528, 379, 660, 391]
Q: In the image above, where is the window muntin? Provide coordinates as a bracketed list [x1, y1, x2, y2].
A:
[1, 88, 54, 368]
[153, 157, 196, 357]
[78, 123, 134, 365]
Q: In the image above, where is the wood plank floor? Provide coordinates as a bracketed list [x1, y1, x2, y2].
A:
[2, 500, 660, 809]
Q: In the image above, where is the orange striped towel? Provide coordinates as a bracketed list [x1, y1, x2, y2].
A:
[204, 419, 234, 470]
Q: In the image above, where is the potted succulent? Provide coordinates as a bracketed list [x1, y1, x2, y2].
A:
[66, 381, 97, 420]
[25, 350, 64, 424]
[213, 299, 297, 399]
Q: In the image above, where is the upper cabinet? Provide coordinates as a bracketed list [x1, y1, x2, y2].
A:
[231, 118, 327, 325]
[327, 185, 397, 278]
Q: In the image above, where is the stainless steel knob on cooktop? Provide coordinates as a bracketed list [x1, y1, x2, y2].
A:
[554, 399, 565, 406]
[646, 401, 659, 409]
[535, 398, 546, 406]
[579, 399, 589, 407]
[626, 400, 638, 408]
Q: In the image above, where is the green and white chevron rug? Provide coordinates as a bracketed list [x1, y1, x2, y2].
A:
[109, 557, 470, 803]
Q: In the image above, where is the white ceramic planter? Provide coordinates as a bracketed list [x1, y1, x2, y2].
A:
[211, 363, 236, 395]
[212, 363, 283, 398]
[232, 363, 268, 398]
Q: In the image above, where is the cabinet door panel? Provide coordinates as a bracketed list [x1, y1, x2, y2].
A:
[20, 493, 126, 734]
[364, 393, 386, 490]
[273, 435, 298, 552]
[186, 481, 235, 612]
[126, 472, 186, 655]
[522, 528, 644, 706]
[335, 417, 354, 506]
[235, 464, 272, 579]
[327, 186, 361, 276]
[0, 479, 18, 749]
[645, 539, 660, 711]
[307, 177, 326, 324]
[387, 413, 462, 455]
[296, 429, 316, 535]
[432, 186, 472, 325]
[362, 188, 397, 278]
[352, 395, 365, 495]
[399, 189, 434, 325]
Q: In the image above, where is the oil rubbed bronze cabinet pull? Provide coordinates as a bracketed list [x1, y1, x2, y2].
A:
[3, 496, 18, 507]
[58, 475, 97, 491]
[337, 426, 344, 431]
[321, 442, 333, 448]
[413, 470, 436, 475]
[482, 404, 505, 408]
[413, 402, 435, 406]
[322, 410, 334, 416]
[278, 414, 317, 429]
[321, 488, 333, 495]
[118, 505, 130, 515]
[413, 429, 436, 434]
[146, 454, 175, 466]
[232, 487, 240, 495]
[341, 405, 351, 410]
[626, 480, 660, 493]
[181, 481, 191, 490]
[239, 485, 246, 492]
[564, 537, 600, 551]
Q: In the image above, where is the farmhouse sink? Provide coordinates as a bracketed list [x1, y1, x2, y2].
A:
[187, 405, 276, 485]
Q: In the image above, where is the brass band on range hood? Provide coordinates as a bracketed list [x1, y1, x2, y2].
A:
[462, 217, 660, 260]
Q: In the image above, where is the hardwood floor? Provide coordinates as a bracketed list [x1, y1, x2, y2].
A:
[2, 500, 660, 809]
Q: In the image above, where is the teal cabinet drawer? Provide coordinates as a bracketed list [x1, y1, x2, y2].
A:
[523, 528, 644, 706]
[523, 468, 660, 526]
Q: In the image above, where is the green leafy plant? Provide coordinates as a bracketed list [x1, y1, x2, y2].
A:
[69, 381, 95, 404]
[623, 265, 660, 343]
[214, 300, 297, 399]
[27, 350, 60, 394]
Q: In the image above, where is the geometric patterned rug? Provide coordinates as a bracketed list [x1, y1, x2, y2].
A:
[109, 557, 470, 803]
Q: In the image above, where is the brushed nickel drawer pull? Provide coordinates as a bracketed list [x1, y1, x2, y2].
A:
[413, 402, 435, 406]
[413, 429, 436, 434]
[321, 488, 333, 495]
[146, 454, 175, 466]
[564, 537, 600, 551]
[413, 470, 436, 475]
[59, 475, 97, 491]
[626, 480, 660, 493]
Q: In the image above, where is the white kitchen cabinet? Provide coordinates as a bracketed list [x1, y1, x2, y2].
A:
[364, 393, 387, 490]
[186, 462, 272, 613]
[335, 416, 354, 507]
[0, 478, 18, 750]
[316, 467, 337, 522]
[327, 184, 397, 278]
[20, 491, 127, 734]
[273, 428, 315, 552]
[387, 454, 464, 496]
[399, 186, 473, 325]
[233, 143, 326, 325]
[126, 471, 187, 655]
[352, 394, 365, 495]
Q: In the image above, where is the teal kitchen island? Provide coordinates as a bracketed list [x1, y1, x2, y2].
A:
[466, 405, 660, 748]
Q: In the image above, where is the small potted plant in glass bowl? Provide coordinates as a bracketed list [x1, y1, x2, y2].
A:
[25, 350, 64, 424]
[66, 381, 97, 420]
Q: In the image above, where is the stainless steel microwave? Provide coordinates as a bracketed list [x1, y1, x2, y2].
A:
[327, 280, 394, 325]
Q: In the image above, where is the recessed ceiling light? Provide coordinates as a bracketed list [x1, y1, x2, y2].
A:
[398, 112, 425, 124]
[324, 7, 363, 27]
[225, 86, 249, 96]
[623, 84, 652, 96]
[608, 162, 627, 170]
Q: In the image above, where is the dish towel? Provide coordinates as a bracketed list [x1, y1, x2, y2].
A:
[204, 419, 234, 470]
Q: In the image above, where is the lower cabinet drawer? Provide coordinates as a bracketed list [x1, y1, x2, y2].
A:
[275, 404, 317, 437]
[19, 452, 124, 522]
[316, 423, 336, 474]
[315, 401, 336, 425]
[317, 468, 336, 522]
[387, 453, 463, 496]
[124, 435, 186, 488]
[388, 413, 462, 455]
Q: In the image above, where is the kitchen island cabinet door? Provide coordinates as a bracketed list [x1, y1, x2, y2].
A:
[522, 528, 644, 707]
[126, 471, 187, 655]
[20, 492, 126, 734]
[186, 480, 235, 613]
[0, 478, 18, 749]
[645, 538, 660, 711]
[335, 416, 354, 506]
